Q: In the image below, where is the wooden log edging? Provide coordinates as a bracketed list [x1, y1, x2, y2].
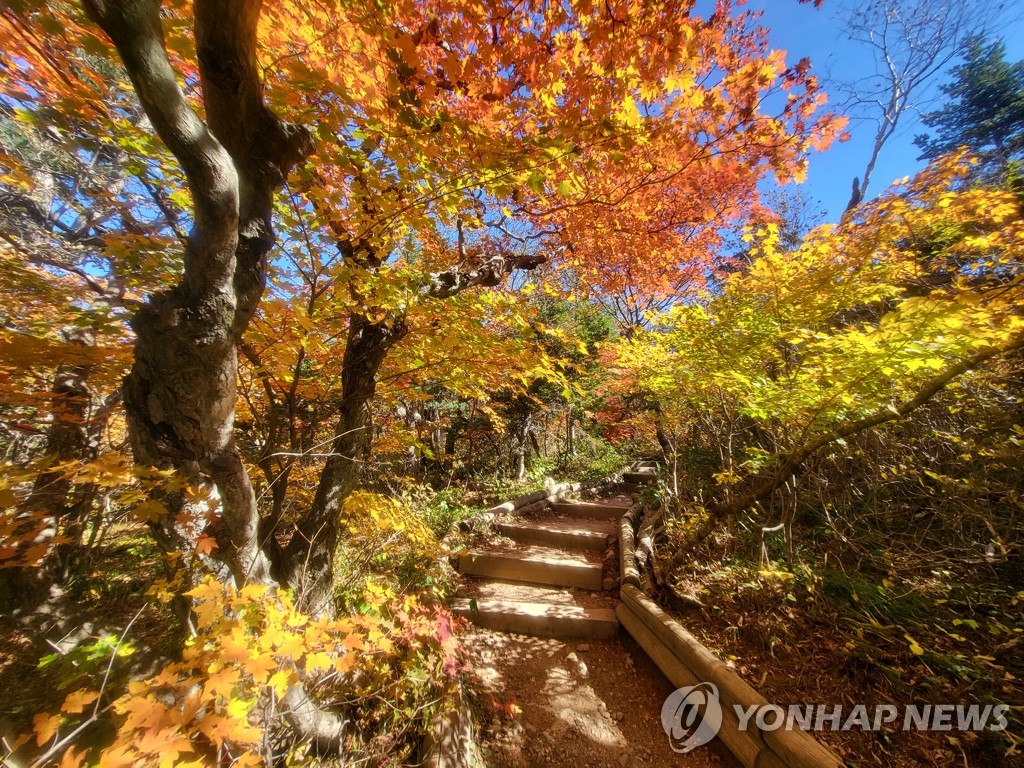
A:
[419, 680, 477, 768]
[616, 513, 843, 768]
[618, 508, 641, 589]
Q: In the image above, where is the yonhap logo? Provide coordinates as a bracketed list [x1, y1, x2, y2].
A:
[660, 681, 1009, 753]
[660, 682, 724, 753]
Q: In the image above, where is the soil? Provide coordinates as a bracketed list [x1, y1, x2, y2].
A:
[463, 624, 739, 768]
[459, 490, 739, 768]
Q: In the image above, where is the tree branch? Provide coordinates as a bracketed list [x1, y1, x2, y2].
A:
[83, 0, 239, 299]
[193, 0, 313, 331]
[707, 334, 1024, 523]
[422, 251, 548, 300]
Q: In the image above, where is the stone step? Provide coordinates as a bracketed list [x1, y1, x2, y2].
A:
[458, 546, 603, 590]
[495, 518, 614, 552]
[549, 500, 631, 521]
[623, 470, 657, 485]
[452, 597, 619, 640]
[617, 482, 646, 495]
[636, 461, 659, 469]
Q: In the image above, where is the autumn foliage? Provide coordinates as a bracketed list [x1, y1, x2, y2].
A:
[16, 0, 1001, 763]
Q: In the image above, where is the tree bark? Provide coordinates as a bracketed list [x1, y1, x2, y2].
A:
[82, 0, 311, 590]
[0, 330, 111, 609]
[282, 314, 408, 615]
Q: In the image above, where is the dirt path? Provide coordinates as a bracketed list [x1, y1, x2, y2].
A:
[454, 474, 739, 767]
[464, 625, 737, 767]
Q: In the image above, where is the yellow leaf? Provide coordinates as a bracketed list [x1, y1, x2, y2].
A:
[905, 633, 925, 656]
[134, 499, 166, 523]
[226, 697, 252, 723]
[62, 688, 100, 714]
[274, 630, 306, 659]
[305, 652, 333, 674]
[267, 669, 293, 698]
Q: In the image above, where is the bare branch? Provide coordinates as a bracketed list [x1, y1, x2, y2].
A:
[422, 251, 549, 300]
[836, 0, 1004, 208]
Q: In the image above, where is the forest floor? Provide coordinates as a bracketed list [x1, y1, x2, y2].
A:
[0, 526, 181, 759]
[463, 624, 737, 768]
[667, 533, 1023, 768]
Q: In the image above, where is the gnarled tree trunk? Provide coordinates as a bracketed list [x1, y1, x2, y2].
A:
[83, 0, 311, 595]
[282, 313, 408, 615]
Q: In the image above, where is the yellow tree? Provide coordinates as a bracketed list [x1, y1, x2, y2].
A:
[615, 152, 1024, 548]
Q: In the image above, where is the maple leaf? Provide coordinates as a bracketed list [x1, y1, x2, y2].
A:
[61, 688, 100, 714]
[342, 632, 366, 652]
[304, 651, 334, 674]
[274, 630, 307, 660]
[244, 652, 279, 685]
[194, 534, 218, 556]
[267, 669, 294, 698]
[32, 712, 61, 746]
[58, 746, 88, 768]
[202, 666, 241, 701]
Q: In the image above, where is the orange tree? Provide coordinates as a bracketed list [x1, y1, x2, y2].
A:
[0, 0, 839, 754]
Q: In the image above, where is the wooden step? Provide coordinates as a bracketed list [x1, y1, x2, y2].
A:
[623, 470, 657, 485]
[617, 482, 646, 495]
[550, 500, 630, 521]
[636, 461, 659, 469]
[458, 546, 603, 590]
[495, 519, 614, 552]
[452, 598, 618, 639]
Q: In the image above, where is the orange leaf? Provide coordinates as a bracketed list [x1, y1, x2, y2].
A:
[62, 688, 100, 714]
[59, 745, 88, 768]
[33, 712, 61, 746]
[195, 534, 218, 556]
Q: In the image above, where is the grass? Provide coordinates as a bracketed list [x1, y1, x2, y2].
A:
[661, 515, 1023, 768]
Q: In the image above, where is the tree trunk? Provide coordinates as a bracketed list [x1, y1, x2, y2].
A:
[282, 314, 407, 615]
[513, 412, 533, 482]
[0, 330, 110, 609]
[83, 0, 311, 595]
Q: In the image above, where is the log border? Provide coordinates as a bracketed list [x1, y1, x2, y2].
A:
[617, 507, 845, 768]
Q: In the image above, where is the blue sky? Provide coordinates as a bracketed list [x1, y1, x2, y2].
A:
[731, 0, 1024, 224]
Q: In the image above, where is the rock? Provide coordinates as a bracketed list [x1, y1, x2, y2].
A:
[577, 643, 591, 652]
[603, 577, 618, 591]
[618, 754, 629, 766]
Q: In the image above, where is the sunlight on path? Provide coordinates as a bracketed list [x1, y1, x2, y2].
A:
[465, 627, 733, 768]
